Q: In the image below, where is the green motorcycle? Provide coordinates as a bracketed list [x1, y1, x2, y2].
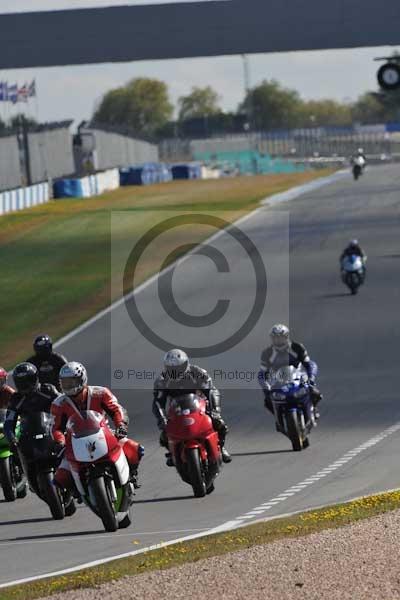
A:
[0, 409, 28, 501]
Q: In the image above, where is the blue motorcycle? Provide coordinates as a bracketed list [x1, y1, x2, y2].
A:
[270, 366, 316, 451]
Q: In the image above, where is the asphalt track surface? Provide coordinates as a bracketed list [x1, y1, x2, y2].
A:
[1, 165, 400, 585]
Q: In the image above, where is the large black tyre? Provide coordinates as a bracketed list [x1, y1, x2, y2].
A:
[0, 457, 17, 502]
[287, 411, 303, 452]
[37, 471, 65, 520]
[90, 477, 118, 532]
[186, 448, 206, 498]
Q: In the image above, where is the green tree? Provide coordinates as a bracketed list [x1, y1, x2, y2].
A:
[240, 79, 302, 130]
[299, 99, 352, 127]
[351, 93, 386, 124]
[178, 86, 221, 121]
[94, 78, 173, 136]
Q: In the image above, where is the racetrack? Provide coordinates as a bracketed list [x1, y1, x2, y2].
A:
[1, 164, 400, 586]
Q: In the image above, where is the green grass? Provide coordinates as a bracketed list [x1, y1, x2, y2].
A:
[1, 489, 399, 600]
[0, 171, 332, 367]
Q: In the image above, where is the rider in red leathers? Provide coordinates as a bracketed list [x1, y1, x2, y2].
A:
[0, 368, 15, 409]
[51, 362, 144, 494]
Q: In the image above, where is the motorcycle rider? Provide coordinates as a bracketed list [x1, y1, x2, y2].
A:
[340, 240, 366, 282]
[258, 324, 322, 419]
[51, 362, 144, 493]
[26, 334, 67, 390]
[0, 368, 15, 408]
[351, 148, 367, 165]
[2, 362, 74, 510]
[153, 349, 232, 465]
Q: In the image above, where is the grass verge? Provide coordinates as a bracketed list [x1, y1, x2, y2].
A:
[0, 170, 332, 367]
[1, 489, 400, 600]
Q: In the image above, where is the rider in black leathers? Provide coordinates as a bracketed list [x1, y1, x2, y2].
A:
[4, 362, 75, 514]
[4, 362, 59, 446]
[153, 349, 232, 464]
[26, 334, 67, 390]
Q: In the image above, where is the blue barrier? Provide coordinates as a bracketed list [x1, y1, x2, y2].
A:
[53, 179, 83, 198]
[171, 163, 202, 180]
[119, 163, 172, 186]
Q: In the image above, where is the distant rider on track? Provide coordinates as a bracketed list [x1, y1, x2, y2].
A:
[26, 334, 67, 390]
[340, 239, 366, 283]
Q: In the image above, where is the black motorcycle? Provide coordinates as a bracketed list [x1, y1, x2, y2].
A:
[18, 411, 69, 519]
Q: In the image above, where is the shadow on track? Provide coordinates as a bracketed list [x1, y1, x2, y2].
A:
[0, 516, 53, 527]
[232, 449, 292, 457]
[319, 293, 350, 299]
[134, 495, 193, 504]
[4, 529, 104, 543]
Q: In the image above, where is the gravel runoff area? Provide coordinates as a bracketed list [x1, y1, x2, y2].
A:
[42, 509, 400, 600]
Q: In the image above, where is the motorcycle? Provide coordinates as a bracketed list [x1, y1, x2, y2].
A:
[341, 254, 365, 295]
[352, 156, 365, 180]
[166, 393, 222, 498]
[18, 411, 66, 519]
[65, 410, 134, 532]
[270, 366, 316, 452]
[0, 410, 27, 501]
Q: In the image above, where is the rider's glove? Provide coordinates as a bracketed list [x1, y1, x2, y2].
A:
[115, 424, 128, 439]
[158, 416, 168, 431]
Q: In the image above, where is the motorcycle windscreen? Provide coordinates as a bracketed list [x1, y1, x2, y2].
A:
[342, 255, 363, 272]
[170, 394, 202, 415]
[66, 410, 103, 438]
[19, 411, 53, 437]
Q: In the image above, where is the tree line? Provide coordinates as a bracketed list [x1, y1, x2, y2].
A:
[92, 76, 400, 140]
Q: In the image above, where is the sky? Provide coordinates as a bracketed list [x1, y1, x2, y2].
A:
[0, 1, 397, 126]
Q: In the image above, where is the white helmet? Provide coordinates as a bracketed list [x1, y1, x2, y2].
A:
[59, 361, 87, 396]
[163, 349, 189, 380]
[270, 323, 290, 351]
[357, 148, 364, 155]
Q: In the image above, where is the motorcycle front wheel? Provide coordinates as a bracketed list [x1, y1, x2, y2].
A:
[186, 448, 206, 498]
[38, 471, 65, 520]
[90, 477, 118, 532]
[286, 411, 303, 452]
[0, 456, 17, 501]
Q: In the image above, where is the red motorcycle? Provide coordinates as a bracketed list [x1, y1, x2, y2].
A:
[166, 393, 222, 497]
[65, 410, 135, 532]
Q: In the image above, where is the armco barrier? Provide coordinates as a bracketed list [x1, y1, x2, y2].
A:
[0, 182, 49, 215]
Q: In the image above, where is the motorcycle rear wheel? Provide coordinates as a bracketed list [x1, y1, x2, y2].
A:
[90, 477, 118, 532]
[38, 471, 65, 520]
[186, 448, 206, 497]
[0, 457, 17, 502]
[287, 412, 303, 452]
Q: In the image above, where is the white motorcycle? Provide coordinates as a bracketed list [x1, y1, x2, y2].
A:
[341, 254, 366, 295]
[352, 156, 365, 180]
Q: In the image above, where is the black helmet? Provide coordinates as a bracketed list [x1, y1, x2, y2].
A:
[13, 362, 39, 394]
[33, 334, 53, 357]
